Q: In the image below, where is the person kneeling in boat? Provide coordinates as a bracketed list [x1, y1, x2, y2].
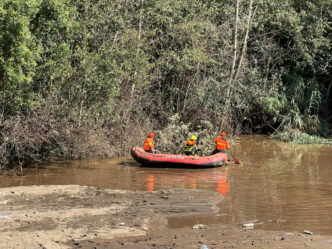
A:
[144, 132, 157, 153]
[212, 132, 229, 155]
[184, 135, 200, 156]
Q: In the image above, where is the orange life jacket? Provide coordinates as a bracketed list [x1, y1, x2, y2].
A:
[144, 137, 154, 151]
[214, 137, 229, 151]
[185, 140, 197, 153]
[186, 140, 196, 146]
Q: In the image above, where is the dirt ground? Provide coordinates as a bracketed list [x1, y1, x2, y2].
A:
[0, 185, 331, 249]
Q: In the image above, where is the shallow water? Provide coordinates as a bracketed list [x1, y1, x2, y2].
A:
[1, 135, 332, 235]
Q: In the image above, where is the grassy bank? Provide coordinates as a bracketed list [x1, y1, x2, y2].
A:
[273, 130, 332, 145]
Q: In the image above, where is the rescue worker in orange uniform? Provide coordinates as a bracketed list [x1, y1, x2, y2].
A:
[212, 132, 230, 154]
[144, 132, 156, 153]
[184, 135, 198, 155]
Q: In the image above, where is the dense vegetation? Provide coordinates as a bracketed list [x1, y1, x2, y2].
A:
[0, 0, 331, 169]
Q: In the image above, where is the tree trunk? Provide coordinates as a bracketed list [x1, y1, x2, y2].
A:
[127, 0, 144, 124]
[230, 0, 240, 80]
[234, 0, 254, 81]
[220, 0, 241, 131]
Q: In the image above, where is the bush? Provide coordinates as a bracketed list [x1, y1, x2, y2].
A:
[155, 114, 225, 155]
[273, 128, 332, 145]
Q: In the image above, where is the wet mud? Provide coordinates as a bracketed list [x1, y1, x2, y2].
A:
[1, 185, 332, 249]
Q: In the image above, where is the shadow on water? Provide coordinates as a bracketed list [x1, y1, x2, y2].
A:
[1, 135, 332, 235]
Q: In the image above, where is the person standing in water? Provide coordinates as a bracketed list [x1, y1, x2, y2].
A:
[212, 132, 229, 154]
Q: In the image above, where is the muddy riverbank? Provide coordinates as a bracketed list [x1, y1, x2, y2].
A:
[0, 185, 331, 249]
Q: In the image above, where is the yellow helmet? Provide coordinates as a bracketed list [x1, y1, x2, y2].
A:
[190, 135, 197, 141]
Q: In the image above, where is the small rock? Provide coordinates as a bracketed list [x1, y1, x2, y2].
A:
[193, 224, 206, 229]
[303, 230, 313, 235]
[242, 223, 254, 228]
[118, 222, 126, 226]
[52, 130, 60, 136]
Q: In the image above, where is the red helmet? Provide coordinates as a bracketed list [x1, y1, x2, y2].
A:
[148, 132, 154, 138]
[220, 132, 226, 137]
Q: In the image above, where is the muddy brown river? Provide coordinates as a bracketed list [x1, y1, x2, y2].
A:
[1, 135, 332, 235]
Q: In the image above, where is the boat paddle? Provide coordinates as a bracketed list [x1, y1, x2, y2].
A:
[228, 150, 240, 164]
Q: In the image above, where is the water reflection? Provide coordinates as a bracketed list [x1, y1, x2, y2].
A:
[145, 169, 229, 197]
[146, 174, 154, 192]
